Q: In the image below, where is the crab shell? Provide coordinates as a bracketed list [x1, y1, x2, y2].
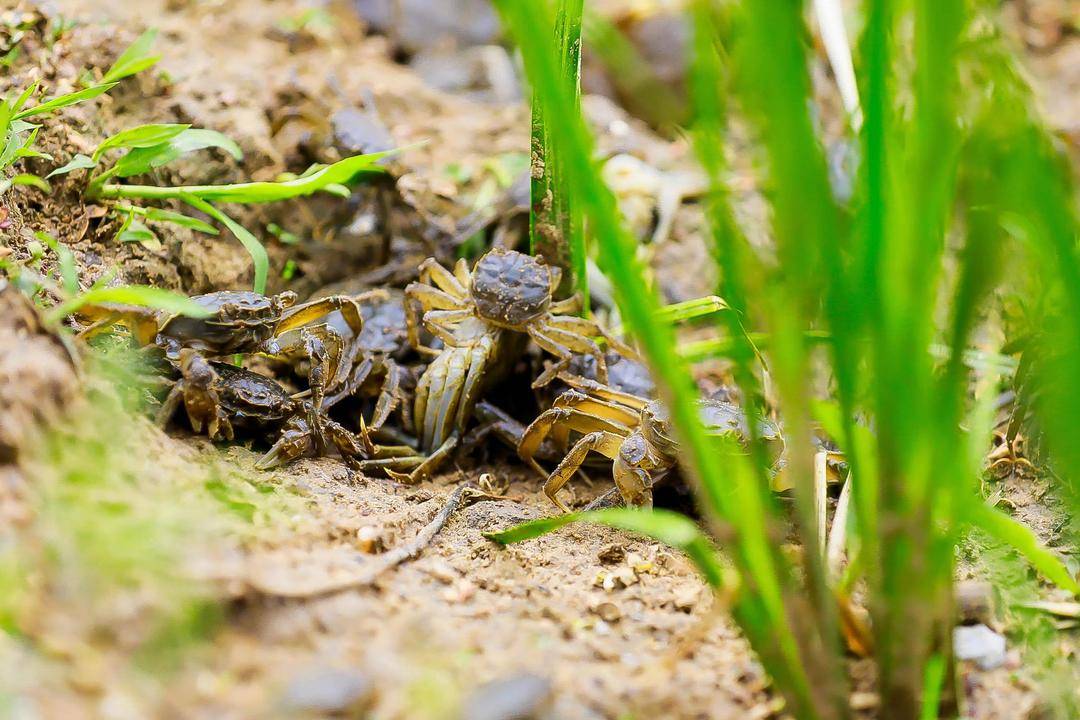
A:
[159, 290, 299, 357]
[469, 248, 555, 328]
[641, 398, 785, 463]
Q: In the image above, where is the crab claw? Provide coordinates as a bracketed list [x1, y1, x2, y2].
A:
[256, 417, 313, 470]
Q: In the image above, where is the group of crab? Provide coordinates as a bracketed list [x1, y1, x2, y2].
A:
[78, 248, 784, 511]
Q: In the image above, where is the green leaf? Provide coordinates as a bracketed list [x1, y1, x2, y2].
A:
[12, 82, 117, 121]
[104, 149, 394, 203]
[35, 231, 79, 295]
[112, 128, 243, 177]
[968, 503, 1079, 594]
[4, 174, 51, 193]
[101, 29, 161, 83]
[47, 153, 97, 178]
[12, 81, 39, 113]
[140, 207, 218, 235]
[485, 507, 732, 589]
[46, 285, 213, 324]
[93, 123, 190, 161]
[115, 217, 159, 247]
[181, 195, 268, 295]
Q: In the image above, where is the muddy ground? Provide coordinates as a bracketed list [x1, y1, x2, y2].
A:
[2, 0, 1079, 718]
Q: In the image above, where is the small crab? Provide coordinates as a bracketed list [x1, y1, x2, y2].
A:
[315, 287, 414, 441]
[78, 289, 363, 440]
[364, 248, 633, 481]
[518, 372, 784, 511]
[157, 349, 368, 469]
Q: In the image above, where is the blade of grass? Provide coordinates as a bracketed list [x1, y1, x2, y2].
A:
[47, 285, 212, 324]
[92, 149, 391, 203]
[494, 2, 832, 715]
[485, 507, 733, 590]
[12, 83, 117, 121]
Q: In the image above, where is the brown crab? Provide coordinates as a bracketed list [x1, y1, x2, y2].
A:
[518, 372, 785, 511]
[78, 289, 363, 440]
[157, 349, 368, 469]
[361, 247, 633, 481]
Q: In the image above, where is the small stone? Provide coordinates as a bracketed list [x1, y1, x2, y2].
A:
[281, 667, 374, 714]
[356, 526, 385, 554]
[424, 559, 460, 584]
[597, 544, 625, 565]
[672, 585, 700, 612]
[849, 691, 879, 711]
[611, 566, 638, 588]
[460, 674, 553, 720]
[593, 602, 622, 623]
[954, 624, 1008, 670]
[955, 580, 993, 625]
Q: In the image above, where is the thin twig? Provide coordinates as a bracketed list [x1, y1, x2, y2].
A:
[813, 0, 862, 128]
[826, 472, 852, 583]
[249, 484, 480, 598]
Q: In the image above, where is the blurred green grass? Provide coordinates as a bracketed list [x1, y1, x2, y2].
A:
[494, 1, 1080, 718]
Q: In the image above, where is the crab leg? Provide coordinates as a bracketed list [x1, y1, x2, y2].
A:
[553, 374, 650, 411]
[419, 348, 452, 449]
[543, 431, 625, 513]
[418, 258, 469, 299]
[387, 433, 460, 484]
[430, 347, 469, 449]
[548, 294, 582, 315]
[453, 258, 472, 288]
[519, 406, 632, 477]
[528, 324, 609, 383]
[612, 447, 658, 508]
[367, 358, 404, 434]
[404, 285, 463, 355]
[277, 295, 363, 336]
[325, 356, 375, 409]
[546, 314, 638, 360]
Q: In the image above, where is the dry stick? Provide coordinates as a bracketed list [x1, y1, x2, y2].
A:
[826, 471, 852, 584]
[249, 484, 476, 598]
[814, 449, 828, 562]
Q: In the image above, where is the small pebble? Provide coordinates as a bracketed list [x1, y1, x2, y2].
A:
[673, 585, 700, 612]
[954, 624, 1008, 670]
[356, 526, 384, 554]
[459, 674, 553, 720]
[849, 691, 879, 711]
[955, 580, 993, 625]
[281, 667, 374, 714]
[597, 544, 626, 565]
[593, 602, 622, 623]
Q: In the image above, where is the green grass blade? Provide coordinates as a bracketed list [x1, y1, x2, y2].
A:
[102, 29, 161, 84]
[47, 285, 212, 325]
[47, 152, 97, 178]
[11, 80, 40, 114]
[114, 205, 219, 235]
[111, 128, 243, 178]
[966, 504, 1079, 594]
[93, 123, 191, 162]
[485, 508, 732, 589]
[98, 150, 392, 203]
[12, 83, 117, 121]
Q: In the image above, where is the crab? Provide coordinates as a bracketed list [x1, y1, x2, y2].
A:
[313, 287, 415, 442]
[361, 247, 634, 481]
[78, 289, 363, 441]
[157, 349, 369, 469]
[518, 371, 784, 511]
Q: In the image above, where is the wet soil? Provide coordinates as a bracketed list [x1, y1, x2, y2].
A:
[2, 0, 1079, 718]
